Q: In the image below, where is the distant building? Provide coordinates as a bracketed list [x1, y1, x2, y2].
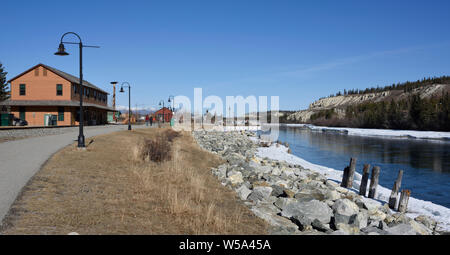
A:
[153, 107, 173, 122]
[0, 63, 115, 126]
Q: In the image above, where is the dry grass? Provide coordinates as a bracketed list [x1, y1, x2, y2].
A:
[0, 128, 268, 235]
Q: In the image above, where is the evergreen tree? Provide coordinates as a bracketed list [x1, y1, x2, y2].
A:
[0, 62, 9, 101]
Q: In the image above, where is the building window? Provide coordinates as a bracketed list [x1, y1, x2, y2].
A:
[94, 90, 97, 99]
[34, 68, 39, 76]
[58, 107, 64, 121]
[56, 84, 63, 96]
[19, 84, 26, 95]
[19, 107, 25, 120]
[43, 69, 47, 76]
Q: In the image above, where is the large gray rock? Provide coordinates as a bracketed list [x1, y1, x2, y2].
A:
[361, 226, 389, 235]
[255, 165, 273, 175]
[248, 186, 273, 202]
[324, 189, 341, 201]
[235, 185, 252, 200]
[274, 197, 296, 210]
[414, 215, 437, 230]
[311, 219, 333, 233]
[271, 185, 285, 197]
[332, 199, 367, 233]
[409, 220, 432, 235]
[227, 170, 244, 186]
[281, 200, 333, 225]
[332, 199, 360, 223]
[386, 223, 418, 235]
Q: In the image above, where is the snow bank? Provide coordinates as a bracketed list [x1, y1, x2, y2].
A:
[278, 124, 450, 140]
[257, 143, 450, 232]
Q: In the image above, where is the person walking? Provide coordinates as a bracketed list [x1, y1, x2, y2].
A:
[145, 114, 150, 126]
[149, 115, 153, 126]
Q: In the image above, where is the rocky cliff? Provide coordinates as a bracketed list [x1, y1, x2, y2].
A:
[288, 84, 450, 122]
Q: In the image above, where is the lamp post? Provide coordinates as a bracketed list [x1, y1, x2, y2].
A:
[168, 95, 175, 113]
[120, 82, 131, 130]
[55, 32, 99, 148]
[159, 100, 165, 123]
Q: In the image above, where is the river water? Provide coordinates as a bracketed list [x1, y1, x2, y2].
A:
[275, 126, 450, 208]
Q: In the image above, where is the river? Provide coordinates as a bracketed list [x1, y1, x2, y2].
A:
[275, 126, 450, 208]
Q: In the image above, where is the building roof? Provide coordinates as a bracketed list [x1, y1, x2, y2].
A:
[155, 107, 173, 114]
[7, 63, 109, 94]
[0, 99, 117, 111]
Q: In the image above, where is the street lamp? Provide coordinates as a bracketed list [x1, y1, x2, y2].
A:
[159, 100, 165, 123]
[55, 32, 99, 148]
[168, 95, 175, 113]
[120, 82, 131, 130]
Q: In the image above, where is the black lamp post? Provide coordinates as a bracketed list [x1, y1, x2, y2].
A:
[120, 82, 131, 130]
[159, 100, 165, 123]
[55, 32, 99, 148]
[168, 95, 175, 113]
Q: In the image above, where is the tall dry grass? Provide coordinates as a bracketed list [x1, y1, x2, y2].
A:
[131, 136, 251, 234]
[1, 128, 267, 235]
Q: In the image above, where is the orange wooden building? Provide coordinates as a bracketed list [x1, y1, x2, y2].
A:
[0, 63, 115, 126]
[154, 107, 173, 123]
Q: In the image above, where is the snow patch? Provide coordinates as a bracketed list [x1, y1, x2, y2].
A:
[273, 124, 450, 140]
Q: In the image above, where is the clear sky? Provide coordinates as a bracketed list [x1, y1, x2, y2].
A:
[1, 0, 450, 111]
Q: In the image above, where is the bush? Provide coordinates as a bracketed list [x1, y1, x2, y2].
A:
[138, 129, 180, 162]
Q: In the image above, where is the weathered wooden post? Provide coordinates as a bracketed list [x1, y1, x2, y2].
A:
[346, 158, 357, 188]
[359, 164, 371, 196]
[388, 170, 404, 209]
[368, 166, 380, 199]
[341, 158, 357, 188]
[398, 189, 411, 213]
[341, 166, 349, 188]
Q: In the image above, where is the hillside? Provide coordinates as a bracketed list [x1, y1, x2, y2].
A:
[287, 78, 450, 131]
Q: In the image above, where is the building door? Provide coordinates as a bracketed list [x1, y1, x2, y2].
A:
[44, 114, 57, 126]
[19, 106, 26, 120]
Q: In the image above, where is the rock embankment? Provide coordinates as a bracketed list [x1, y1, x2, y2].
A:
[193, 130, 439, 235]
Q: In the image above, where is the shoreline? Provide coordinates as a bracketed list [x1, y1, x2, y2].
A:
[255, 139, 450, 232]
[193, 129, 449, 235]
[268, 123, 450, 141]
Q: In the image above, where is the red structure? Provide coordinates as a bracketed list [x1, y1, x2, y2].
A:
[153, 107, 173, 123]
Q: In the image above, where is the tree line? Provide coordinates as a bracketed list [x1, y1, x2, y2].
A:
[325, 76, 450, 98]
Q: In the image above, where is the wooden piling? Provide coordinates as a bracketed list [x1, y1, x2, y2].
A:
[346, 158, 357, 188]
[341, 166, 349, 187]
[368, 166, 380, 199]
[398, 189, 411, 213]
[388, 170, 404, 209]
[359, 164, 371, 196]
[341, 158, 357, 188]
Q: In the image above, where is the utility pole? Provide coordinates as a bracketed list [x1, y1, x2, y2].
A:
[110, 81, 118, 122]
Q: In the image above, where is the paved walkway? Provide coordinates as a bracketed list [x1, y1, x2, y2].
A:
[0, 124, 149, 222]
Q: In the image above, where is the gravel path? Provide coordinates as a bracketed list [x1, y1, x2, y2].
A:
[0, 125, 148, 223]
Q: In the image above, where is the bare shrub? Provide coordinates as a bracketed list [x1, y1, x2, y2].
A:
[140, 138, 171, 162]
[165, 129, 180, 142]
[135, 129, 180, 163]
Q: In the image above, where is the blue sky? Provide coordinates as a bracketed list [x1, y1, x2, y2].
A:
[1, 0, 450, 111]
